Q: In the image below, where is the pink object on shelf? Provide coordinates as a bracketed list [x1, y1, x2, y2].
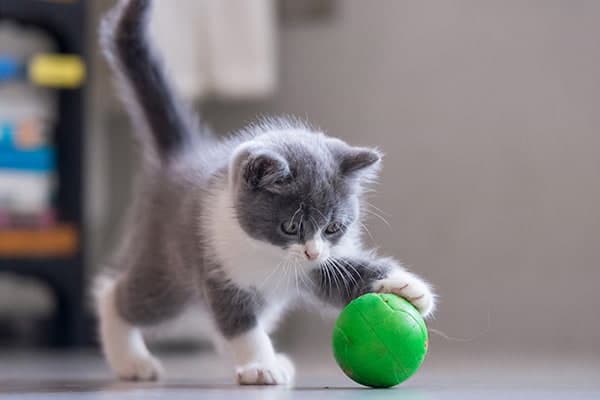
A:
[0, 209, 9, 229]
[38, 209, 56, 228]
[0, 209, 56, 229]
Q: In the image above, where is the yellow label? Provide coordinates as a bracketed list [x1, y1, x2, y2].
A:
[28, 54, 85, 88]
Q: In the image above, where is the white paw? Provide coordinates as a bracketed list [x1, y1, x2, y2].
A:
[95, 277, 164, 381]
[372, 270, 436, 317]
[112, 353, 164, 381]
[236, 354, 295, 385]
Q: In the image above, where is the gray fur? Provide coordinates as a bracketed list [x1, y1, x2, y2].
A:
[308, 257, 394, 307]
[97, 0, 399, 341]
[100, 0, 203, 163]
[205, 272, 265, 337]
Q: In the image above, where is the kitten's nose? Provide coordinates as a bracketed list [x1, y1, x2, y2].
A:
[304, 240, 321, 261]
[304, 249, 320, 261]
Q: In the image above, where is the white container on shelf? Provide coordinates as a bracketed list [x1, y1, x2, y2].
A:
[0, 171, 55, 214]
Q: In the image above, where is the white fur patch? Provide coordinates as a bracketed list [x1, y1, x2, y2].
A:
[330, 221, 363, 259]
[229, 326, 295, 385]
[94, 276, 163, 381]
[372, 268, 436, 317]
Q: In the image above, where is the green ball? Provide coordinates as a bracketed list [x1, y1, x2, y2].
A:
[332, 293, 428, 388]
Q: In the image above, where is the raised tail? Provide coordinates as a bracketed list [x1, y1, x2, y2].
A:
[100, 0, 199, 163]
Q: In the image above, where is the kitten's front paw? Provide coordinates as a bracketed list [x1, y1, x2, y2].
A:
[236, 353, 295, 386]
[372, 270, 435, 317]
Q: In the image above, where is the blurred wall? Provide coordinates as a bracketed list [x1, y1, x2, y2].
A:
[90, 0, 600, 355]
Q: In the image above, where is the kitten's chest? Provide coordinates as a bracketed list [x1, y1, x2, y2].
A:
[218, 238, 296, 296]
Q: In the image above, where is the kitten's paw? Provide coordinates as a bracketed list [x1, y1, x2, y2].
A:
[112, 353, 164, 381]
[236, 354, 295, 385]
[372, 270, 435, 317]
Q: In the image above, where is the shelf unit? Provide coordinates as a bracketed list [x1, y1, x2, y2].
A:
[0, 0, 86, 347]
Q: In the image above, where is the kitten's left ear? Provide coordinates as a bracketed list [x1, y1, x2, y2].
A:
[339, 147, 382, 177]
[229, 143, 291, 192]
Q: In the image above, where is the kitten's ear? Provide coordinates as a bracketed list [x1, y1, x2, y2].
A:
[230, 145, 290, 192]
[244, 151, 290, 190]
[339, 147, 382, 177]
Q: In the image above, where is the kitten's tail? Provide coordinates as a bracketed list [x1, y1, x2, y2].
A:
[100, 0, 201, 163]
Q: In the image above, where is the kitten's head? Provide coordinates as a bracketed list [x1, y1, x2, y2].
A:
[229, 120, 381, 263]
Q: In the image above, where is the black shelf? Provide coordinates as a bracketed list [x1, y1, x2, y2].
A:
[0, 0, 87, 347]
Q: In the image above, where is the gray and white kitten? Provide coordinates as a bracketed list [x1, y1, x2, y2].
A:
[95, 0, 436, 385]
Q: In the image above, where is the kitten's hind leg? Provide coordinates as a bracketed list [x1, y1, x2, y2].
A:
[94, 276, 163, 381]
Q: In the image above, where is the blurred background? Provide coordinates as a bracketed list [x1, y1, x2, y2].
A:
[0, 0, 599, 373]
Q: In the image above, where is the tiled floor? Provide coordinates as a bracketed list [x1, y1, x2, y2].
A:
[1, 349, 599, 399]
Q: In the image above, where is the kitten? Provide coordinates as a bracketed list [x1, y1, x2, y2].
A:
[95, 0, 436, 385]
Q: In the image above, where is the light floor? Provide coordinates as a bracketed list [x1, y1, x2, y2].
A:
[0, 349, 599, 399]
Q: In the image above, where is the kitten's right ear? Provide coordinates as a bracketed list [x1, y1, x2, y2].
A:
[339, 147, 382, 176]
[229, 145, 290, 192]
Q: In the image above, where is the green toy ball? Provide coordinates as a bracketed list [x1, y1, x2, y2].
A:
[332, 293, 428, 388]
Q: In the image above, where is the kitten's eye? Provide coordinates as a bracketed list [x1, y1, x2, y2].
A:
[281, 221, 299, 235]
[325, 222, 342, 235]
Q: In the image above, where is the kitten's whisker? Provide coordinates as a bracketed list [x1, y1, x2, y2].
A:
[282, 261, 292, 292]
[326, 263, 337, 297]
[331, 258, 358, 289]
[366, 201, 390, 216]
[328, 259, 350, 298]
[359, 221, 376, 244]
[321, 263, 332, 297]
[364, 208, 392, 229]
[290, 257, 308, 290]
[339, 259, 358, 295]
[323, 260, 333, 296]
[337, 258, 361, 281]
[278, 255, 297, 293]
[259, 258, 286, 289]
[298, 267, 312, 291]
[292, 261, 301, 296]
[286, 259, 295, 288]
